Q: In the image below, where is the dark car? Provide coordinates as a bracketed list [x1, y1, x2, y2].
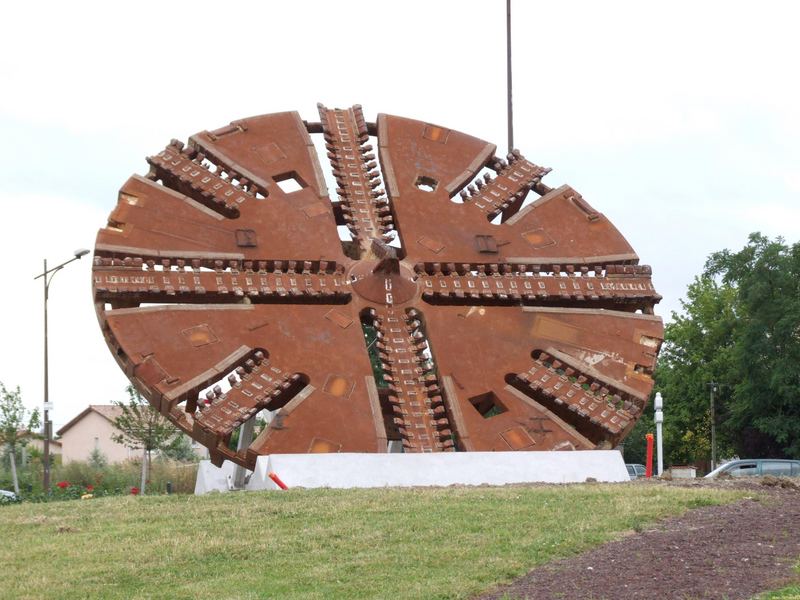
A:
[704, 459, 800, 479]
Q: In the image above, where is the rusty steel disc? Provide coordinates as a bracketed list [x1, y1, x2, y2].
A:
[92, 104, 663, 468]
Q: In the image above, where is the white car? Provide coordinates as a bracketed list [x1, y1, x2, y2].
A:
[626, 463, 647, 479]
[0, 489, 19, 502]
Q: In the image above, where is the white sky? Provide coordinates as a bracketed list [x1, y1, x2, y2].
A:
[1, 0, 799, 425]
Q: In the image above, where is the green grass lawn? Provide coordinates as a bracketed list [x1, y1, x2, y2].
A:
[0, 484, 749, 600]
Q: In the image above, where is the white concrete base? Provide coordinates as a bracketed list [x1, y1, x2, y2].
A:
[195, 451, 628, 494]
[194, 459, 252, 495]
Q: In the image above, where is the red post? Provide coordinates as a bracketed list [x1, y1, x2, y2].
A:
[645, 433, 654, 478]
[268, 471, 289, 490]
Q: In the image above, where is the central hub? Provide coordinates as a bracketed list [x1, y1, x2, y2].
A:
[349, 259, 419, 305]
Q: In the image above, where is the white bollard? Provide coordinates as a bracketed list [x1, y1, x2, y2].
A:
[654, 392, 664, 476]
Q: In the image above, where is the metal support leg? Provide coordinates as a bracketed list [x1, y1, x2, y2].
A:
[233, 417, 256, 489]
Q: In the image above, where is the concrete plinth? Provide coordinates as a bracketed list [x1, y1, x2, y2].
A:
[195, 451, 628, 495]
[194, 459, 240, 495]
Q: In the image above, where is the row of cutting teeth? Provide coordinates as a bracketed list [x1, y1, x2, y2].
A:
[93, 255, 344, 275]
[165, 138, 268, 198]
[415, 262, 653, 278]
[319, 104, 395, 243]
[192, 352, 300, 434]
[367, 308, 454, 452]
[513, 350, 644, 440]
[459, 150, 552, 220]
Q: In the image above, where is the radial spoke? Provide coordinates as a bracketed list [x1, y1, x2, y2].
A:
[417, 262, 660, 313]
[364, 307, 454, 453]
[94, 255, 349, 306]
[318, 103, 394, 254]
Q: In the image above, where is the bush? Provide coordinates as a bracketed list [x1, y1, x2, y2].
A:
[88, 447, 108, 469]
[0, 458, 199, 502]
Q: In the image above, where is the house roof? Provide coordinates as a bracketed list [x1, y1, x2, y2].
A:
[56, 405, 123, 437]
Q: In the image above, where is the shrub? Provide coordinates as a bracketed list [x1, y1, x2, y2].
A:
[1, 458, 199, 502]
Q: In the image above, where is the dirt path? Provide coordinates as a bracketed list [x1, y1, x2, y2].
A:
[479, 480, 800, 600]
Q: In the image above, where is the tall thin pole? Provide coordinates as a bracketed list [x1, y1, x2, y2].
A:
[656, 418, 664, 476]
[506, 0, 514, 153]
[43, 259, 50, 493]
[710, 384, 716, 471]
[36, 250, 89, 493]
[654, 392, 664, 476]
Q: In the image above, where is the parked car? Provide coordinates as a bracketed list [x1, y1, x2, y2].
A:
[704, 459, 800, 479]
[0, 489, 19, 503]
[626, 463, 646, 480]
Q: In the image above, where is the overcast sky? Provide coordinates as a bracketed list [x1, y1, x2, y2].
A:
[1, 0, 798, 425]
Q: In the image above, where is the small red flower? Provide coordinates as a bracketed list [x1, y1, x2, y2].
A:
[85, 485, 94, 492]
[130, 486, 140, 495]
[56, 481, 69, 489]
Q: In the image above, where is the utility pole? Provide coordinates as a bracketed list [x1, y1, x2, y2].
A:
[707, 382, 719, 471]
[506, 0, 514, 153]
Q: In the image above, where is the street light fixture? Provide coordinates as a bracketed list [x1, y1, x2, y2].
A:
[34, 248, 90, 493]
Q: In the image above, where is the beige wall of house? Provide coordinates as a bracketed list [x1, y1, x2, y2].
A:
[23, 436, 61, 455]
[56, 405, 209, 464]
[59, 410, 133, 464]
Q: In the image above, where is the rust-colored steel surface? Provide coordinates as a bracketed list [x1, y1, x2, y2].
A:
[93, 104, 663, 468]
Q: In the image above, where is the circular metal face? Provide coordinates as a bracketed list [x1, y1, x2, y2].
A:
[92, 103, 664, 468]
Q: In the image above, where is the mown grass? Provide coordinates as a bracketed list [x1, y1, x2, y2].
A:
[0, 484, 749, 600]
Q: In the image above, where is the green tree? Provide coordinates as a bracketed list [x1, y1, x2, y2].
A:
[655, 275, 738, 466]
[160, 434, 198, 463]
[111, 385, 181, 494]
[655, 233, 800, 467]
[0, 382, 40, 495]
[88, 447, 108, 469]
[706, 233, 800, 457]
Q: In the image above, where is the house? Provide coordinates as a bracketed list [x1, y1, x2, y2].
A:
[56, 405, 209, 464]
[16, 430, 62, 456]
[56, 405, 130, 464]
[14, 430, 62, 467]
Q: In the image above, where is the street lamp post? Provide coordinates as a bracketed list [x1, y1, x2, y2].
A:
[34, 249, 90, 493]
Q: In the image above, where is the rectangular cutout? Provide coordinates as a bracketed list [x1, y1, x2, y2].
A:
[468, 391, 507, 418]
[273, 171, 306, 194]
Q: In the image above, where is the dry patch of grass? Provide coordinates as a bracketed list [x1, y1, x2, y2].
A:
[0, 484, 749, 599]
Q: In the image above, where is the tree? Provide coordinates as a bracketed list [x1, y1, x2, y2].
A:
[111, 385, 181, 494]
[654, 275, 739, 466]
[88, 447, 108, 469]
[160, 434, 198, 463]
[706, 233, 800, 457]
[654, 233, 800, 467]
[0, 382, 40, 495]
